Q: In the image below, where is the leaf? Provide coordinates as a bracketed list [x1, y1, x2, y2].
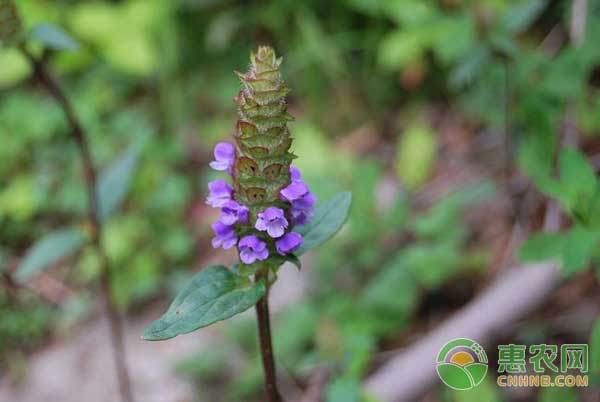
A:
[559, 148, 598, 205]
[282, 254, 301, 270]
[518, 233, 564, 262]
[537, 387, 579, 402]
[562, 226, 599, 275]
[500, 0, 548, 34]
[28, 24, 79, 52]
[97, 138, 144, 221]
[326, 377, 361, 402]
[16, 228, 87, 282]
[296, 192, 352, 255]
[448, 377, 501, 402]
[396, 122, 437, 190]
[141, 266, 265, 341]
[378, 29, 428, 70]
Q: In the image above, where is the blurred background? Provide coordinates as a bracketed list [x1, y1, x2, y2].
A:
[1, 0, 600, 401]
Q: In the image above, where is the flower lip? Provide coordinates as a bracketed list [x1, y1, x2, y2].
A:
[238, 235, 269, 264]
[280, 181, 309, 202]
[220, 200, 249, 225]
[206, 179, 233, 208]
[276, 232, 303, 255]
[255, 207, 288, 238]
[211, 221, 237, 249]
[209, 142, 235, 172]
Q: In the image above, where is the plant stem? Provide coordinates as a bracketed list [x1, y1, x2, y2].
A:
[255, 271, 282, 402]
[20, 45, 134, 402]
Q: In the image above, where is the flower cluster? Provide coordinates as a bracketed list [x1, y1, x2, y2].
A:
[205, 47, 317, 265]
[206, 142, 315, 264]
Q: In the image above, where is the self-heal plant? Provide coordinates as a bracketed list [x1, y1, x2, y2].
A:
[142, 46, 352, 402]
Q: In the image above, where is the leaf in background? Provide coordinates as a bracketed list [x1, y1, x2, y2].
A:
[326, 377, 361, 402]
[16, 228, 87, 282]
[562, 226, 599, 275]
[142, 266, 265, 341]
[517, 131, 556, 180]
[449, 45, 490, 89]
[500, 0, 548, 34]
[559, 148, 597, 200]
[378, 29, 428, 70]
[590, 317, 600, 385]
[28, 23, 79, 51]
[0, 48, 31, 88]
[296, 192, 352, 255]
[537, 387, 579, 402]
[360, 254, 418, 334]
[517, 233, 564, 262]
[448, 377, 501, 402]
[97, 138, 144, 222]
[396, 122, 437, 190]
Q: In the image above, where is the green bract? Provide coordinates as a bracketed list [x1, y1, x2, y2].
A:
[233, 46, 295, 219]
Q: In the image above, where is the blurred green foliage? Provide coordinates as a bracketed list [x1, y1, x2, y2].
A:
[1, 0, 600, 400]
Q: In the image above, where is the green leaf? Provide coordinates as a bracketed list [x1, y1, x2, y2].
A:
[562, 226, 599, 275]
[283, 254, 301, 270]
[141, 266, 265, 341]
[448, 377, 501, 402]
[517, 233, 564, 262]
[97, 138, 144, 221]
[378, 29, 428, 70]
[396, 122, 437, 190]
[559, 148, 597, 202]
[537, 387, 579, 402]
[16, 228, 87, 282]
[296, 192, 352, 255]
[500, 0, 548, 34]
[28, 23, 80, 52]
[326, 377, 361, 402]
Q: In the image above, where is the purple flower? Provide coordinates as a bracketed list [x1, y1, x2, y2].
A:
[220, 200, 249, 225]
[290, 165, 302, 182]
[206, 179, 233, 208]
[255, 207, 288, 238]
[209, 142, 235, 172]
[238, 235, 269, 264]
[280, 180, 316, 226]
[211, 221, 238, 249]
[280, 181, 310, 202]
[276, 232, 303, 255]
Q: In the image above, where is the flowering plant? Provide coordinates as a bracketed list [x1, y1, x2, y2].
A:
[142, 46, 351, 401]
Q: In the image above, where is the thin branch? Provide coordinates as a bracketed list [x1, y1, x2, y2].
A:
[19, 45, 134, 402]
[256, 271, 283, 402]
[364, 260, 560, 402]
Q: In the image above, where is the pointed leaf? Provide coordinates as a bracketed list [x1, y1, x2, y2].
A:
[517, 233, 564, 262]
[28, 23, 79, 51]
[97, 138, 144, 221]
[16, 228, 87, 282]
[142, 266, 265, 341]
[296, 192, 352, 255]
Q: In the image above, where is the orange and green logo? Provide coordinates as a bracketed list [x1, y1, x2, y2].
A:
[436, 338, 488, 390]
